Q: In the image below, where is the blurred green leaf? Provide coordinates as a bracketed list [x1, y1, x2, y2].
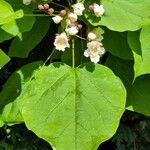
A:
[8, 17, 50, 58]
[0, 49, 10, 69]
[0, 61, 42, 124]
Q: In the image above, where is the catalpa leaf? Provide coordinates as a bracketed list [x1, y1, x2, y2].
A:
[128, 26, 150, 77]
[18, 63, 126, 150]
[84, 0, 150, 31]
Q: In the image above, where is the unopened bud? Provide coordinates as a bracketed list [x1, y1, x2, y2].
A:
[43, 3, 49, 9]
[59, 10, 67, 17]
[89, 5, 94, 11]
[77, 24, 82, 29]
[38, 4, 44, 10]
[48, 8, 54, 14]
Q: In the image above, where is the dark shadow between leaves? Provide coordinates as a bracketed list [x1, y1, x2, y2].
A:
[52, 62, 66, 68]
[78, 62, 95, 72]
[126, 74, 150, 116]
[0, 61, 42, 113]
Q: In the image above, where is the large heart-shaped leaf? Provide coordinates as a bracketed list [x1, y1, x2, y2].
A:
[84, 0, 150, 31]
[18, 63, 126, 150]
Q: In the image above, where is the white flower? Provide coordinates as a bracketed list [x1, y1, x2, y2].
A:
[72, 3, 85, 16]
[66, 26, 79, 35]
[23, 0, 32, 5]
[84, 41, 105, 64]
[68, 13, 78, 23]
[93, 3, 105, 17]
[54, 33, 70, 51]
[88, 32, 97, 41]
[52, 15, 63, 24]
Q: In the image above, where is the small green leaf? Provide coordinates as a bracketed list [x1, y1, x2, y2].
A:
[0, 0, 23, 25]
[128, 30, 142, 78]
[18, 63, 126, 150]
[9, 17, 50, 58]
[0, 49, 10, 69]
[128, 26, 150, 77]
[0, 0, 35, 42]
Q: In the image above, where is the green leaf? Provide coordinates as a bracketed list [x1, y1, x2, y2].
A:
[128, 30, 142, 78]
[0, 49, 10, 69]
[1, 101, 23, 125]
[0, 0, 23, 25]
[18, 63, 126, 150]
[0, 117, 4, 127]
[0, 0, 35, 42]
[103, 29, 133, 60]
[8, 17, 50, 58]
[128, 26, 150, 77]
[126, 75, 150, 116]
[106, 55, 134, 92]
[84, 0, 150, 31]
[0, 61, 42, 124]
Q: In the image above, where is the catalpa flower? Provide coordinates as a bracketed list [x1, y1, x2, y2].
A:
[84, 41, 105, 64]
[72, 3, 85, 16]
[52, 15, 63, 24]
[66, 26, 79, 35]
[54, 33, 70, 51]
[93, 3, 105, 17]
[68, 13, 78, 23]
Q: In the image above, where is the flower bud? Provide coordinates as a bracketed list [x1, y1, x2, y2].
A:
[89, 5, 94, 11]
[43, 3, 49, 9]
[77, 24, 82, 29]
[38, 4, 44, 10]
[48, 8, 54, 14]
[59, 10, 67, 17]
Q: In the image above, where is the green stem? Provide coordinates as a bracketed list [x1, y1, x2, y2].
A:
[43, 49, 55, 66]
[50, 2, 66, 8]
[72, 39, 75, 68]
[24, 14, 53, 17]
[75, 35, 87, 41]
[67, 0, 72, 7]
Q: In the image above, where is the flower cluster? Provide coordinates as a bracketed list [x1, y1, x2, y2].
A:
[52, 2, 86, 51]
[35, 1, 105, 64]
